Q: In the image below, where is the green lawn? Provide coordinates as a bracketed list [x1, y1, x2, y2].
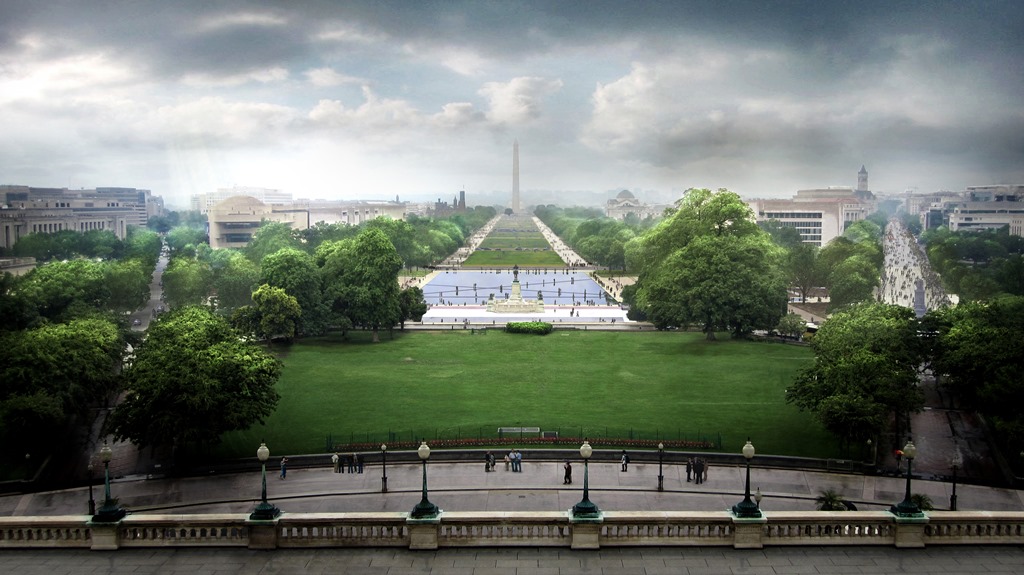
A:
[478, 237, 552, 249]
[462, 250, 566, 266]
[217, 331, 834, 459]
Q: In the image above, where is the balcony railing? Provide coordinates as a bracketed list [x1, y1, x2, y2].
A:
[2, 510, 1023, 550]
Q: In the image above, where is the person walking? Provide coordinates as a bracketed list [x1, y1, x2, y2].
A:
[563, 460, 572, 484]
[279, 457, 288, 480]
[332, 452, 340, 473]
[620, 450, 630, 472]
[686, 458, 693, 482]
[485, 451, 494, 472]
[693, 458, 704, 485]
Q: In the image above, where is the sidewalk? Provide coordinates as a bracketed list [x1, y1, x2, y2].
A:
[4, 457, 1022, 518]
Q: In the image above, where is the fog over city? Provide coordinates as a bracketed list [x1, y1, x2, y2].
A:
[1, 0, 1022, 208]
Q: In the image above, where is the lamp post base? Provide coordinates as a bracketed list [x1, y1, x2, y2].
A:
[890, 500, 924, 518]
[571, 498, 601, 519]
[249, 501, 281, 521]
[731, 498, 762, 519]
[410, 499, 439, 519]
[91, 503, 126, 523]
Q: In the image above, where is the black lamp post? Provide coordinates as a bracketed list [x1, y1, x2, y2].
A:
[571, 439, 600, 518]
[381, 443, 388, 493]
[731, 438, 762, 518]
[950, 449, 962, 511]
[249, 441, 281, 520]
[410, 440, 439, 518]
[92, 441, 126, 522]
[891, 439, 923, 517]
[86, 462, 96, 516]
[657, 442, 664, 492]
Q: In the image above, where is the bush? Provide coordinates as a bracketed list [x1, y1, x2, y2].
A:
[505, 321, 553, 335]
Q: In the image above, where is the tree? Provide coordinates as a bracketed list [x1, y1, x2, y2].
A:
[319, 228, 403, 342]
[209, 250, 259, 310]
[398, 286, 428, 329]
[0, 318, 125, 449]
[105, 306, 281, 455]
[104, 259, 151, 313]
[245, 222, 301, 264]
[18, 259, 110, 321]
[776, 313, 807, 339]
[787, 243, 821, 303]
[161, 256, 213, 308]
[787, 303, 924, 450]
[249, 284, 302, 342]
[929, 296, 1024, 448]
[260, 248, 329, 336]
[815, 489, 849, 511]
[629, 191, 788, 339]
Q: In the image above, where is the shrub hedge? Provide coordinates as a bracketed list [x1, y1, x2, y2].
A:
[505, 321, 553, 335]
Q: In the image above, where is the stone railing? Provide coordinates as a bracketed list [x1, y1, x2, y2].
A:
[2, 511, 1023, 551]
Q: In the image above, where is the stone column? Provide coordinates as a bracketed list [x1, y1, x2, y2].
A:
[893, 515, 929, 548]
[88, 521, 121, 550]
[246, 520, 280, 550]
[731, 516, 767, 549]
[407, 517, 441, 550]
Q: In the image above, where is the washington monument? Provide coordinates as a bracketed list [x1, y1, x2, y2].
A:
[511, 139, 520, 212]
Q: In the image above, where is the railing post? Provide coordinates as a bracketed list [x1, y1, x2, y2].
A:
[88, 521, 121, 551]
[893, 515, 930, 548]
[731, 516, 767, 549]
[246, 519, 281, 549]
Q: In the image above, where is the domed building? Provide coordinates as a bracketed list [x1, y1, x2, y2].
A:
[605, 190, 663, 221]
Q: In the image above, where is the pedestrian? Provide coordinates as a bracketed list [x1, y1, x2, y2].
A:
[563, 460, 572, 484]
[348, 452, 357, 473]
[485, 451, 493, 472]
[621, 450, 630, 472]
[279, 457, 288, 479]
[693, 458, 704, 485]
[514, 449, 523, 472]
[703, 460, 709, 483]
[686, 458, 693, 482]
[332, 452, 340, 473]
[504, 452, 511, 471]
[356, 453, 363, 473]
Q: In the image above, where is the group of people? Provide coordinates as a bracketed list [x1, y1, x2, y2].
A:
[503, 449, 524, 471]
[686, 457, 710, 484]
[880, 219, 950, 311]
[330, 452, 364, 474]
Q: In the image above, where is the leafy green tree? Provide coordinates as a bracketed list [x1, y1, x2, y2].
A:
[245, 221, 301, 264]
[827, 255, 879, 310]
[18, 259, 110, 321]
[787, 243, 822, 303]
[165, 225, 208, 255]
[776, 313, 807, 339]
[629, 189, 786, 339]
[929, 296, 1024, 447]
[320, 228, 403, 342]
[105, 306, 281, 454]
[249, 284, 302, 342]
[161, 256, 213, 308]
[209, 250, 259, 310]
[816, 489, 849, 511]
[260, 247, 329, 336]
[104, 259, 151, 313]
[0, 318, 125, 449]
[125, 228, 162, 271]
[398, 286, 428, 329]
[787, 303, 924, 450]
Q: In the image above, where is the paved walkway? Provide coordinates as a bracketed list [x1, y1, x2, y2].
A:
[3, 545, 1024, 574]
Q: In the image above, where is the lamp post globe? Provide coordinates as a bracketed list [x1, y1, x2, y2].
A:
[891, 439, 924, 517]
[571, 439, 600, 518]
[250, 441, 281, 520]
[92, 441, 126, 523]
[410, 440, 439, 518]
[657, 442, 665, 491]
[731, 438, 762, 518]
[381, 444, 388, 493]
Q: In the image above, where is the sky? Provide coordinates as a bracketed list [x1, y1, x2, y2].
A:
[1, 1, 1023, 209]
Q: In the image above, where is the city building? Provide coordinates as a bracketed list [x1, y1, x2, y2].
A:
[190, 186, 292, 214]
[946, 185, 1024, 233]
[605, 190, 665, 221]
[207, 196, 407, 249]
[747, 168, 877, 247]
[0, 185, 163, 251]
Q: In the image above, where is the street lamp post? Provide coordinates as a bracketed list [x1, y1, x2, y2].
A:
[92, 441, 126, 522]
[950, 448, 963, 511]
[86, 462, 95, 516]
[381, 444, 388, 493]
[731, 438, 762, 518]
[890, 439, 923, 517]
[249, 441, 281, 520]
[410, 440, 439, 518]
[657, 442, 664, 491]
[571, 439, 600, 518]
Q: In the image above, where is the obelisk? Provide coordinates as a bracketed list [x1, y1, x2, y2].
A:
[512, 139, 520, 212]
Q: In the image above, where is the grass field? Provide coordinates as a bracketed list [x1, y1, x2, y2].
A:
[217, 331, 834, 460]
[462, 250, 566, 266]
[478, 237, 552, 249]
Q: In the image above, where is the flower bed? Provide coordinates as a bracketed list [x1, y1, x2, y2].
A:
[333, 436, 718, 452]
